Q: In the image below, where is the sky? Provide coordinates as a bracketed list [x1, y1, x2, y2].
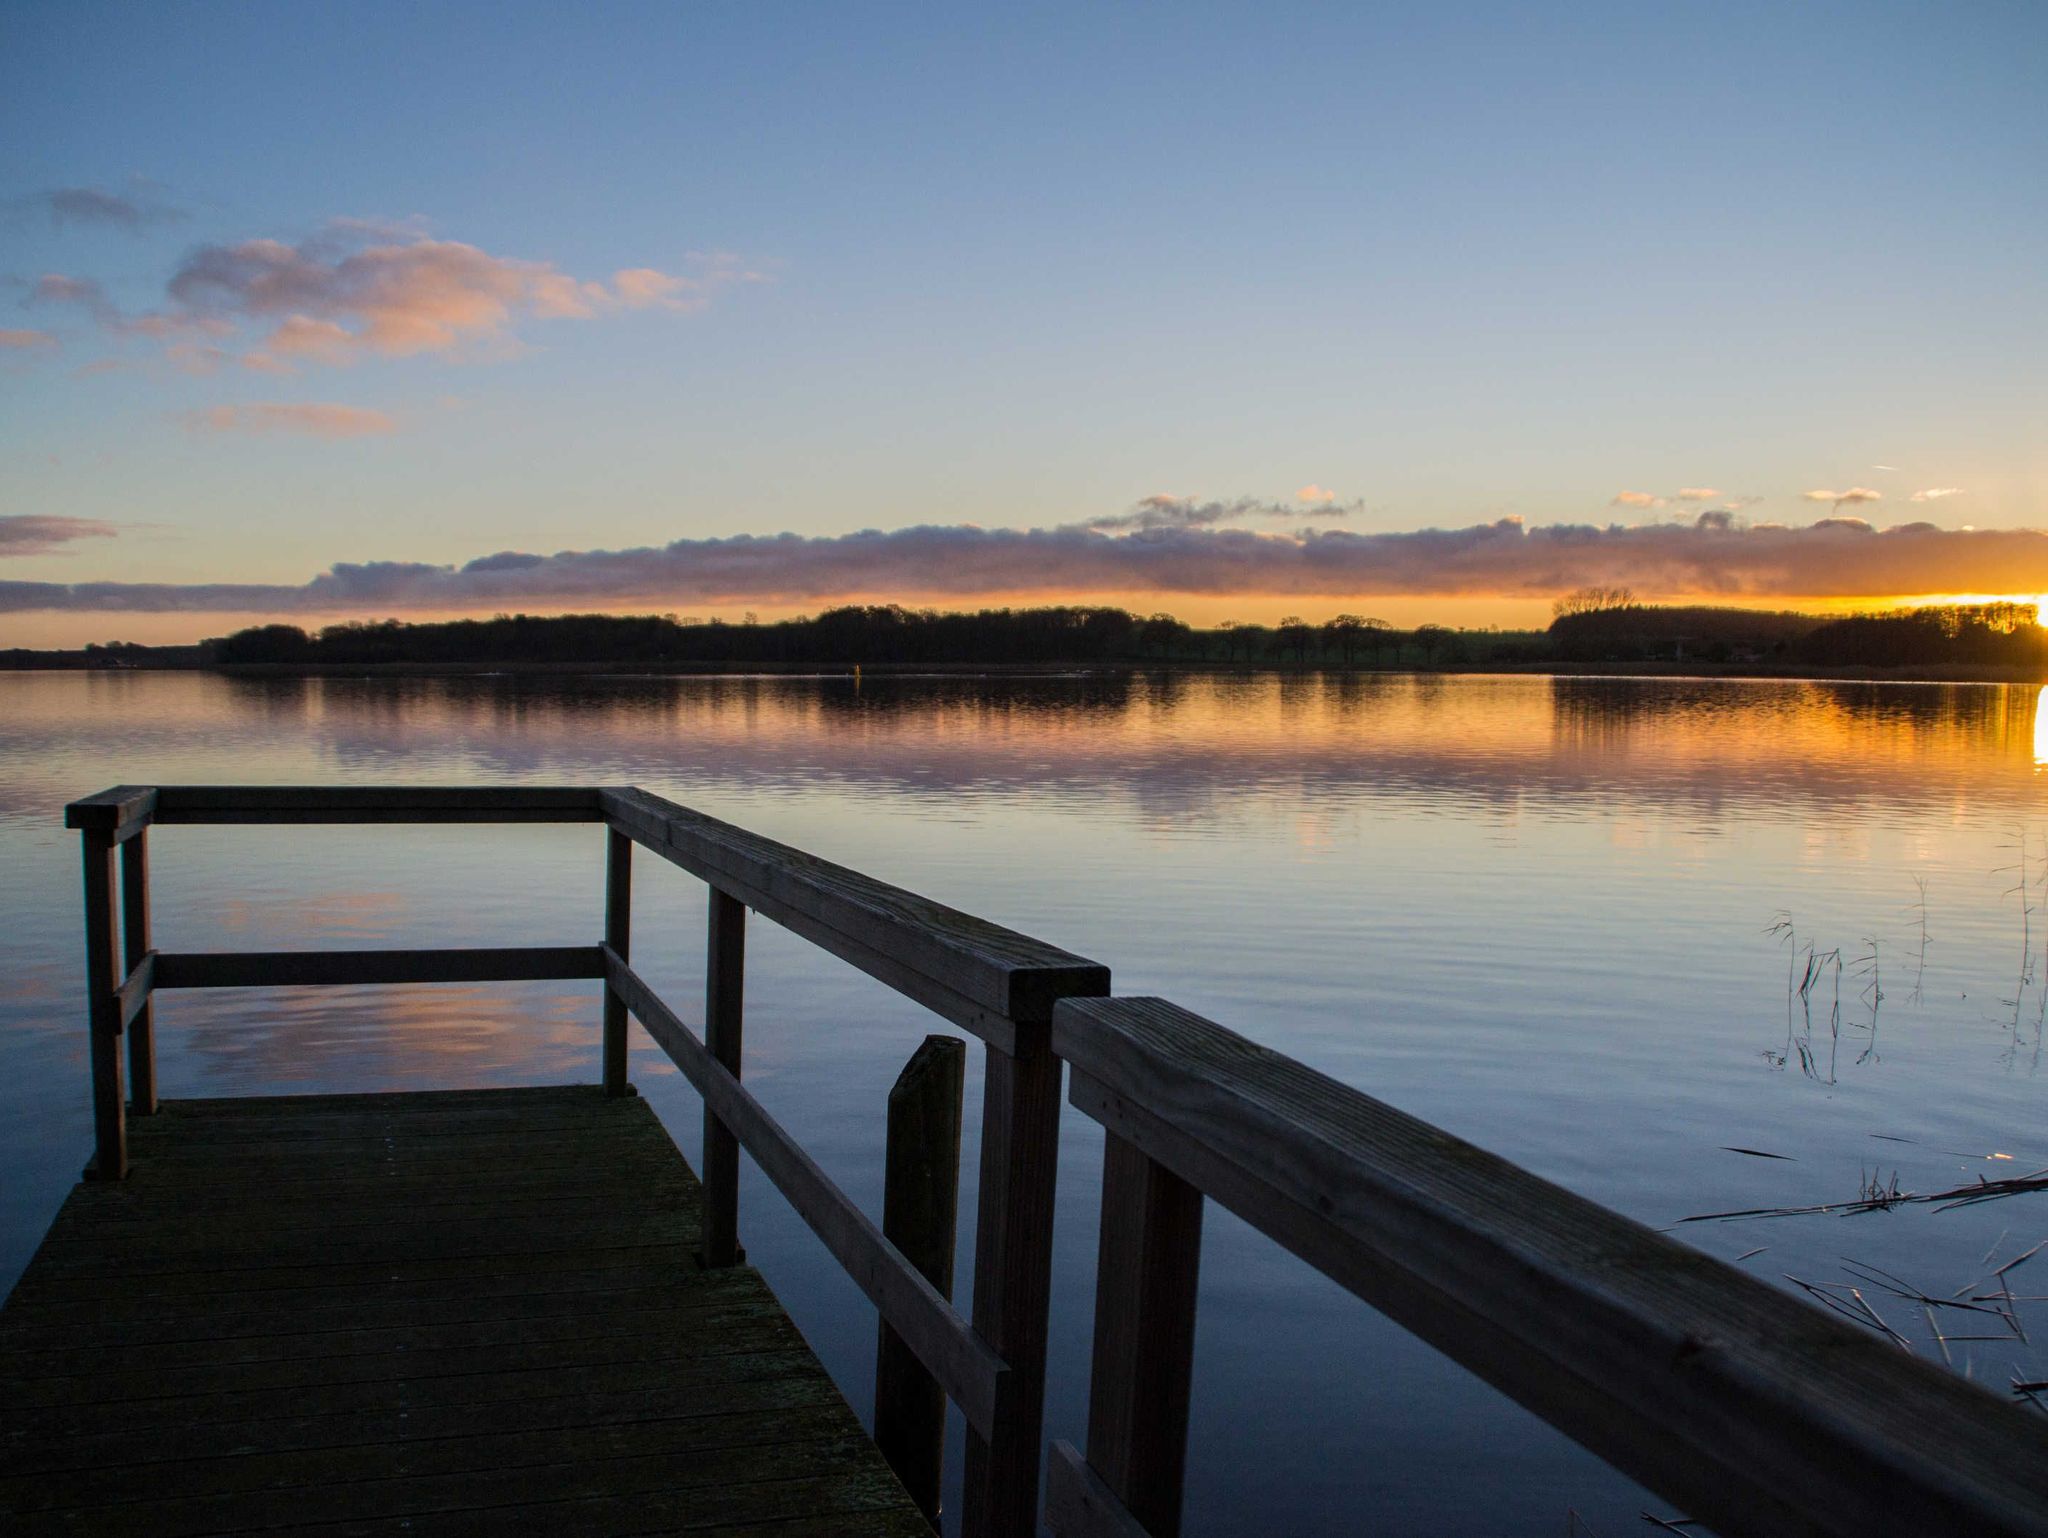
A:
[3, 1, 2045, 646]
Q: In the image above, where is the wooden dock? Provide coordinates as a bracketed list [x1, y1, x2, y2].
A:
[21, 782, 2048, 1538]
[0, 1086, 932, 1537]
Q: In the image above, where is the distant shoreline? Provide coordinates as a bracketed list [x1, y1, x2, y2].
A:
[5, 657, 2044, 686]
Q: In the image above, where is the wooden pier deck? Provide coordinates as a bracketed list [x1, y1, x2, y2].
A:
[34, 784, 2048, 1538]
[0, 1085, 932, 1538]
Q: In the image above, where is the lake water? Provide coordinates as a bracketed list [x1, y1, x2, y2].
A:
[3, 669, 2045, 1533]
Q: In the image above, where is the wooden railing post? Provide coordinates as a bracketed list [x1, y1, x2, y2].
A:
[874, 1035, 966, 1523]
[81, 827, 126, 1179]
[601, 829, 632, 1096]
[1083, 1132, 1205, 1537]
[121, 829, 157, 1116]
[702, 887, 746, 1267]
[961, 1037, 1063, 1538]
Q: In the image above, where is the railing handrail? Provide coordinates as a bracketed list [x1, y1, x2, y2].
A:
[66, 784, 1110, 1047]
[1048, 994, 2048, 1538]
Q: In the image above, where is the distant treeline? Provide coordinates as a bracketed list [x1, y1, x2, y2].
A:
[31, 598, 2046, 674]
[1549, 599, 2045, 668]
[210, 607, 1547, 667]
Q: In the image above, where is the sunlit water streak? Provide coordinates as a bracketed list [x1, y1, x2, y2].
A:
[2, 671, 2044, 1533]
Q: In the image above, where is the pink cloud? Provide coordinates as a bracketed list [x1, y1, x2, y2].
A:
[267, 314, 360, 364]
[162, 229, 755, 364]
[182, 403, 397, 438]
[610, 267, 687, 308]
[0, 515, 118, 556]
[0, 329, 56, 350]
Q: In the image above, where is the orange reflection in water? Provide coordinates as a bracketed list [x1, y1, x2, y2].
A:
[4, 670, 2046, 824]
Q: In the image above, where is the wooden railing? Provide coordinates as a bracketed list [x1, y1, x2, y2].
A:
[65, 783, 1106, 1538]
[66, 785, 2048, 1538]
[1044, 996, 2048, 1538]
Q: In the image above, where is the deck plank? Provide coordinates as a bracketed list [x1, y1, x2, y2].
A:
[0, 1086, 931, 1535]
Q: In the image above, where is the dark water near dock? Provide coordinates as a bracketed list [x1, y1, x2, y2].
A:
[3, 670, 2044, 1534]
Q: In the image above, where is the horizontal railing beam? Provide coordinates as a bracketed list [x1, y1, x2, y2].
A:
[1045, 1442, 1151, 1538]
[602, 788, 1106, 1052]
[1052, 996, 2048, 1538]
[154, 785, 609, 824]
[116, 950, 156, 1030]
[68, 784, 611, 831]
[64, 786, 158, 842]
[605, 947, 1008, 1437]
[154, 945, 606, 990]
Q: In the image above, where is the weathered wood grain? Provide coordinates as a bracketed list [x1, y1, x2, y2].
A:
[702, 887, 746, 1269]
[151, 784, 607, 823]
[601, 786, 1107, 1042]
[1044, 1441, 1152, 1538]
[0, 1086, 929, 1536]
[112, 950, 153, 1032]
[874, 1035, 965, 1522]
[61, 785, 156, 841]
[1053, 995, 2048, 1538]
[118, 831, 155, 1115]
[151, 945, 605, 989]
[601, 828, 632, 1096]
[606, 951, 1006, 1438]
[960, 1040, 1062, 1538]
[78, 826, 124, 1181]
[1081, 1131, 1203, 1538]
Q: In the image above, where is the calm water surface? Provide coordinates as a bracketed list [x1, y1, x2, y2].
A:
[4, 670, 2045, 1533]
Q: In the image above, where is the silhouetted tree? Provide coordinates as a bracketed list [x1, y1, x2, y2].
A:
[1322, 614, 1366, 665]
[217, 624, 316, 663]
[1412, 624, 1457, 665]
[1139, 612, 1191, 658]
[1552, 586, 1639, 619]
[1275, 615, 1315, 663]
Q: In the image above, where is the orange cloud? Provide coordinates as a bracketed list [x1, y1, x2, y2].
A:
[267, 315, 358, 364]
[1803, 487, 1882, 512]
[163, 230, 755, 364]
[0, 328, 56, 349]
[182, 403, 396, 438]
[1611, 490, 1665, 508]
[1296, 484, 1338, 504]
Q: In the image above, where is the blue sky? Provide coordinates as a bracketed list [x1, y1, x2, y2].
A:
[3, 2, 2045, 641]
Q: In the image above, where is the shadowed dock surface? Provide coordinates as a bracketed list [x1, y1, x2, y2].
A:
[0, 1085, 931, 1537]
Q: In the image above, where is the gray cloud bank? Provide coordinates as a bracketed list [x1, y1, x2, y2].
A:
[34, 183, 187, 232]
[4, 514, 2045, 616]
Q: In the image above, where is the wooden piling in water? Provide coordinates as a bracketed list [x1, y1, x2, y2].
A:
[874, 1034, 966, 1522]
